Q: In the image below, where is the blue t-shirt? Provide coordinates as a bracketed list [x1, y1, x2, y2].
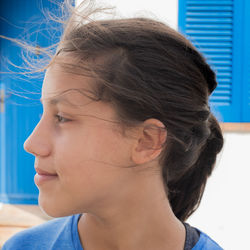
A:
[2, 214, 223, 250]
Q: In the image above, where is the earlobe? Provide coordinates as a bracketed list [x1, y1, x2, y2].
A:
[131, 119, 167, 165]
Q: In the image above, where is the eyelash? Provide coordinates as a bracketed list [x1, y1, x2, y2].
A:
[55, 114, 71, 123]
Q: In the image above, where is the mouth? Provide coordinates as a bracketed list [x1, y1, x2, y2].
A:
[34, 168, 58, 186]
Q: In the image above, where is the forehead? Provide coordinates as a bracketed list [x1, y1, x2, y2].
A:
[43, 63, 93, 94]
[42, 63, 97, 106]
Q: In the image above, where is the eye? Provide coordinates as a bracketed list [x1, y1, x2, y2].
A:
[55, 114, 71, 123]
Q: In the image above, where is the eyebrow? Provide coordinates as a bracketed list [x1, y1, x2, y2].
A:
[39, 88, 100, 108]
[40, 97, 63, 106]
[40, 97, 82, 108]
[39, 95, 97, 108]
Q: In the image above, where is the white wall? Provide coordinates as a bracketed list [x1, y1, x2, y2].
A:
[77, 1, 250, 249]
[76, 0, 178, 29]
[188, 133, 250, 250]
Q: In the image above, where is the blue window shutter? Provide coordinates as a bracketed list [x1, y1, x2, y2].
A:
[0, 0, 64, 204]
[242, 0, 250, 121]
[178, 0, 243, 122]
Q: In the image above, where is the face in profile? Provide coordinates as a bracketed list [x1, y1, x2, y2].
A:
[23, 62, 136, 218]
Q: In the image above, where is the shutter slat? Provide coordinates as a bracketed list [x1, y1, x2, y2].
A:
[216, 78, 232, 84]
[187, 1, 233, 6]
[195, 42, 232, 48]
[186, 18, 232, 23]
[217, 85, 232, 90]
[187, 6, 233, 11]
[216, 72, 232, 77]
[192, 38, 232, 43]
[212, 90, 231, 96]
[205, 54, 232, 60]
[215, 66, 231, 71]
[186, 24, 232, 29]
[208, 61, 232, 66]
[209, 96, 231, 102]
[187, 30, 232, 35]
[200, 48, 231, 53]
[187, 12, 232, 17]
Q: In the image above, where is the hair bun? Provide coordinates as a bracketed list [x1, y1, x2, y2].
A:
[201, 60, 217, 94]
[197, 110, 210, 122]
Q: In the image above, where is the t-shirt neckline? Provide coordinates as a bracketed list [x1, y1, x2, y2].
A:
[72, 214, 84, 250]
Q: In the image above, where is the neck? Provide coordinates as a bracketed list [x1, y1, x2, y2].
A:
[77, 174, 186, 250]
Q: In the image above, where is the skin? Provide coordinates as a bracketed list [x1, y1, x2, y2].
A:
[24, 62, 186, 250]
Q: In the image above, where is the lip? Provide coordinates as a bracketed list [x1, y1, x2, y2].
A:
[35, 167, 57, 176]
[34, 168, 58, 186]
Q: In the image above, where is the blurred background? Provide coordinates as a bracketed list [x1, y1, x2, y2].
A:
[0, 0, 249, 249]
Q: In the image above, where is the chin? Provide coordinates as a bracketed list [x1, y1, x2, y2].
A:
[38, 196, 69, 218]
[38, 196, 86, 218]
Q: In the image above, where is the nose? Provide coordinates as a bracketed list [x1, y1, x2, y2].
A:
[23, 118, 51, 157]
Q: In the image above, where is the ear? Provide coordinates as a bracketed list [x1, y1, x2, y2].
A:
[131, 119, 167, 165]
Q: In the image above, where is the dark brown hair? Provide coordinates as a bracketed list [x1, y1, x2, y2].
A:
[4, 0, 224, 221]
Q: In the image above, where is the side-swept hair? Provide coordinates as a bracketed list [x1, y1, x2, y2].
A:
[2, 0, 224, 221]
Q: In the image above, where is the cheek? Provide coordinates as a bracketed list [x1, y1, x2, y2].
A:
[62, 124, 131, 166]
[54, 125, 132, 185]
[42, 125, 134, 214]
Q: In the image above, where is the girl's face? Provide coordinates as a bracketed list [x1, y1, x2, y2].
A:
[24, 63, 136, 217]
